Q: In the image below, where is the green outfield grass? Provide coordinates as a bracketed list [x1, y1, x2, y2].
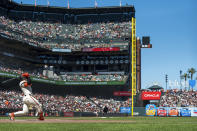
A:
[0, 117, 197, 131]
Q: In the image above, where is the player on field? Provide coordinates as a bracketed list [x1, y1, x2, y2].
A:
[8, 73, 44, 120]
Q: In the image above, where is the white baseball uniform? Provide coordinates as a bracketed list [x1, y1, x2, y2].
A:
[13, 80, 43, 116]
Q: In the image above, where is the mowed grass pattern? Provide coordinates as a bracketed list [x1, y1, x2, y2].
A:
[0, 117, 197, 131]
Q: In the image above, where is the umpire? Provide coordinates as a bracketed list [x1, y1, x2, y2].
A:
[103, 106, 108, 117]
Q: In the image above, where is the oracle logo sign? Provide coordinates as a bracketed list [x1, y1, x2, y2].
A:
[144, 94, 160, 97]
[141, 92, 161, 100]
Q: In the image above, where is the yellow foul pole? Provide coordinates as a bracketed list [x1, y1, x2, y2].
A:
[131, 17, 136, 117]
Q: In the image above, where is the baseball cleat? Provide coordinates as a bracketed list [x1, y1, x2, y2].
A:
[38, 112, 44, 120]
[9, 113, 15, 120]
[38, 116, 44, 120]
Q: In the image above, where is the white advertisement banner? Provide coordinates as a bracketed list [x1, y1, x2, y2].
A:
[191, 107, 197, 116]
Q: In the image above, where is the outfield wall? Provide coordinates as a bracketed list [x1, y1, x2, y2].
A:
[2, 107, 196, 117]
[145, 104, 197, 117]
[0, 108, 131, 117]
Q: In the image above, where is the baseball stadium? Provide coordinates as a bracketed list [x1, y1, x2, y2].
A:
[0, 0, 197, 130]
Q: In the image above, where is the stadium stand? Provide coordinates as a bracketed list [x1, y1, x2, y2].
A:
[0, 90, 131, 115]
[160, 89, 197, 107]
[0, 15, 130, 50]
[0, 65, 127, 82]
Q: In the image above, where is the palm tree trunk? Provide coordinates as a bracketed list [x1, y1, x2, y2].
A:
[191, 74, 193, 91]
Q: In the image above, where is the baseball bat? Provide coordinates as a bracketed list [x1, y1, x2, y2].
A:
[1, 78, 17, 84]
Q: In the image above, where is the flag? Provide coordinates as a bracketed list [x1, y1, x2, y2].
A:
[47, 0, 50, 6]
[67, 0, 70, 9]
[95, 0, 97, 8]
[35, 0, 36, 7]
[120, 0, 122, 7]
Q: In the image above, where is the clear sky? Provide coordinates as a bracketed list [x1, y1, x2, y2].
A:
[13, 0, 197, 90]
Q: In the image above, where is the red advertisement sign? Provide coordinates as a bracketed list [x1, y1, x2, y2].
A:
[113, 91, 131, 96]
[141, 91, 161, 100]
[64, 112, 74, 117]
[83, 47, 120, 52]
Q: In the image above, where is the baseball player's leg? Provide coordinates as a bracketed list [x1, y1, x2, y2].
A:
[29, 95, 44, 120]
[9, 104, 29, 120]
[14, 103, 29, 116]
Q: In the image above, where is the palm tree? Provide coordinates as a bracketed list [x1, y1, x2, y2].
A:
[180, 70, 183, 90]
[188, 68, 196, 90]
[181, 73, 190, 91]
[180, 72, 184, 90]
[188, 68, 196, 80]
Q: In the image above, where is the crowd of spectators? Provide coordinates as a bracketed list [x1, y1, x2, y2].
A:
[60, 74, 127, 82]
[0, 65, 127, 82]
[160, 89, 197, 107]
[0, 90, 130, 114]
[0, 65, 45, 79]
[0, 16, 130, 50]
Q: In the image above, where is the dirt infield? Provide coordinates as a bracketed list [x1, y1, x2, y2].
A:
[0, 119, 135, 123]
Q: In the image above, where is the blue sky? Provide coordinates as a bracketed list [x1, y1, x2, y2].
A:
[14, 0, 197, 90]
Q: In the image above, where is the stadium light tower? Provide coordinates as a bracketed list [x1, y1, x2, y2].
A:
[180, 70, 182, 90]
[165, 74, 168, 91]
